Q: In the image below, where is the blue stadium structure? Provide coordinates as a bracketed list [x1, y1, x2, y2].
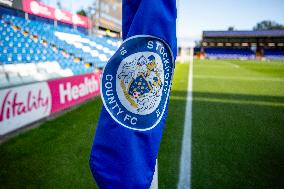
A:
[263, 48, 284, 60]
[0, 8, 120, 88]
[201, 30, 284, 60]
[204, 47, 255, 60]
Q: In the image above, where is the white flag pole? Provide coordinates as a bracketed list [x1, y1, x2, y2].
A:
[150, 159, 158, 189]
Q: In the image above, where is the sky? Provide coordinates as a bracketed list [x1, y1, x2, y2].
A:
[178, 0, 284, 40]
[42, 0, 284, 40]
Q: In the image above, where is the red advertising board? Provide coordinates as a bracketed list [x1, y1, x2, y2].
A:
[0, 72, 101, 136]
[22, 0, 55, 20]
[22, 0, 89, 28]
[72, 14, 89, 28]
[54, 8, 73, 25]
[48, 72, 101, 113]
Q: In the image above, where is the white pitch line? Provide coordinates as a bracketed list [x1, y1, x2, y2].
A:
[178, 59, 193, 189]
[224, 62, 240, 68]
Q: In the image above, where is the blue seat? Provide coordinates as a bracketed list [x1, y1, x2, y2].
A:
[0, 13, 121, 76]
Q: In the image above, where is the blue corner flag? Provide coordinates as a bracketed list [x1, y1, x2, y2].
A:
[89, 0, 177, 188]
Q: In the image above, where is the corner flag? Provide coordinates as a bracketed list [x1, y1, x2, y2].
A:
[89, 0, 177, 188]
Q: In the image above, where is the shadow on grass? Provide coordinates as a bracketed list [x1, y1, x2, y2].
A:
[0, 99, 102, 189]
[170, 90, 284, 189]
[0, 90, 283, 189]
[159, 91, 188, 189]
[172, 90, 284, 105]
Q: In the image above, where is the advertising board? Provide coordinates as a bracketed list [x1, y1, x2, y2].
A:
[22, 0, 89, 28]
[0, 82, 51, 135]
[0, 72, 101, 136]
[48, 72, 101, 113]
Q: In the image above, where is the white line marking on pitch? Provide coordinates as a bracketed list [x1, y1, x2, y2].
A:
[226, 62, 240, 68]
[178, 60, 193, 189]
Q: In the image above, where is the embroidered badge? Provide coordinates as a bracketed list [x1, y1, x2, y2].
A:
[101, 35, 174, 131]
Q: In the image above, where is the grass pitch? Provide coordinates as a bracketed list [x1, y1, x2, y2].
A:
[0, 99, 102, 188]
[0, 59, 283, 189]
[192, 59, 284, 189]
[0, 63, 188, 189]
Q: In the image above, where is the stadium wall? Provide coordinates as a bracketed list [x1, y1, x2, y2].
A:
[0, 71, 101, 136]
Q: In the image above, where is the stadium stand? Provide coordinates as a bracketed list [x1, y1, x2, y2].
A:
[263, 48, 284, 60]
[200, 30, 284, 60]
[0, 11, 121, 88]
[204, 47, 255, 59]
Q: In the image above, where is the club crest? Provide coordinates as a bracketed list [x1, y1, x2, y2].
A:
[117, 53, 164, 115]
[101, 35, 174, 131]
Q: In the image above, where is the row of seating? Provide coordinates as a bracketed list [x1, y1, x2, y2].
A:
[204, 47, 255, 60]
[264, 49, 284, 60]
[203, 47, 284, 60]
[0, 61, 73, 88]
[0, 13, 121, 88]
[1, 14, 121, 65]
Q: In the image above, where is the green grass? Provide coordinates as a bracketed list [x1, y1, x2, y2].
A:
[1, 59, 283, 189]
[0, 99, 102, 188]
[159, 63, 189, 188]
[192, 59, 284, 189]
[0, 63, 188, 189]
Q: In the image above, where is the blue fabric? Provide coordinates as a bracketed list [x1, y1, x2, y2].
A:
[122, 0, 177, 56]
[89, 0, 177, 188]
